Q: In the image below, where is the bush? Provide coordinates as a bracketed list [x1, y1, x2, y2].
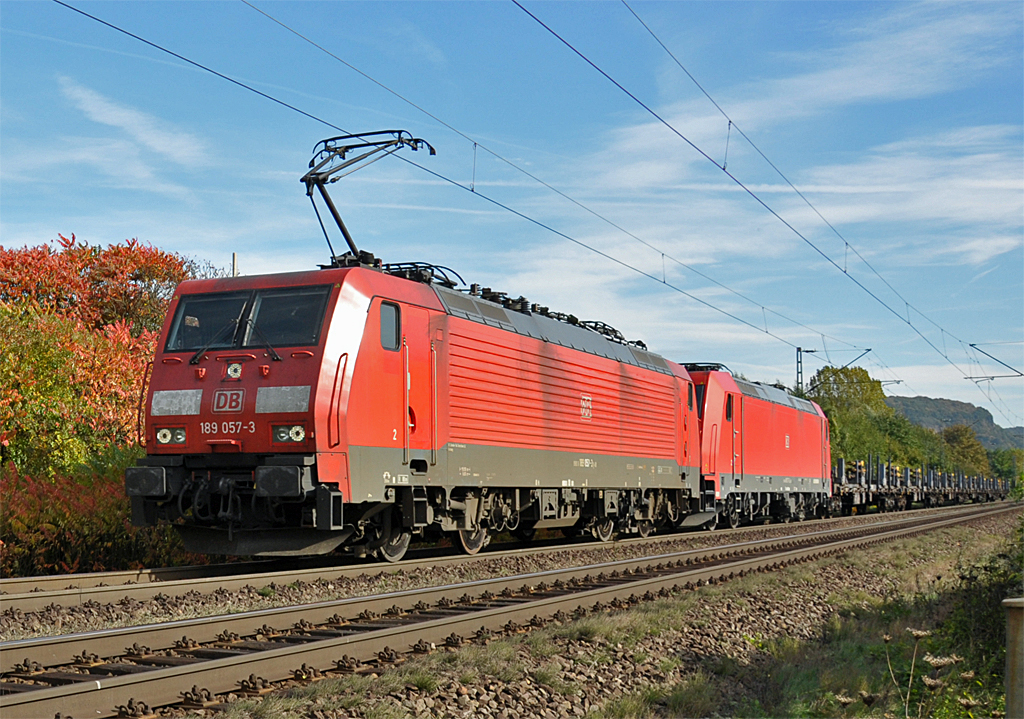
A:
[0, 464, 207, 576]
[933, 513, 1024, 680]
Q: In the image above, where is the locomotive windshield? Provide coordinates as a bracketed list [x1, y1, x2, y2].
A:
[166, 285, 332, 352]
[694, 383, 706, 420]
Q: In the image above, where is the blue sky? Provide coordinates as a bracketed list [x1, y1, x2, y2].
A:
[2, 1, 1022, 428]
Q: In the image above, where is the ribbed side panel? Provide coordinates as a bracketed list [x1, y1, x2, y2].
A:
[448, 324, 677, 458]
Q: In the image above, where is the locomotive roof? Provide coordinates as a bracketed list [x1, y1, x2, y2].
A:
[173, 264, 680, 378]
[733, 377, 820, 416]
[432, 285, 674, 376]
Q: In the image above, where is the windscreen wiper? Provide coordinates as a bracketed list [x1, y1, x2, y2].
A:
[246, 320, 283, 362]
[189, 319, 240, 365]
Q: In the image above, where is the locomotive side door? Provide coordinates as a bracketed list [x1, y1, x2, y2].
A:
[733, 394, 743, 487]
[724, 391, 733, 487]
[402, 306, 434, 470]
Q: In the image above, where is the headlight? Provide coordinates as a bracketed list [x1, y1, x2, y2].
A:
[156, 427, 186, 445]
[273, 425, 306, 443]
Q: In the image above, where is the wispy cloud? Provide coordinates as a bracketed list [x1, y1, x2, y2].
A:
[793, 125, 1024, 265]
[58, 76, 208, 166]
[1, 136, 192, 198]
[383, 23, 447, 67]
[739, 3, 1022, 120]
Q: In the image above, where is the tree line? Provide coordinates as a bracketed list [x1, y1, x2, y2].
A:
[805, 366, 1022, 482]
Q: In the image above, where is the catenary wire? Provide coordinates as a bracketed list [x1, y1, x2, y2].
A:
[621, 0, 1009, 356]
[238, 0, 863, 352]
[50, 0, 997, 416]
[623, 0, 1023, 424]
[513, 0, 1021, 424]
[56, 0, 1005, 418]
[49, 0, 801, 352]
[240, 0, 960, 401]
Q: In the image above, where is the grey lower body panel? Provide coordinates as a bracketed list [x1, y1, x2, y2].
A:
[721, 474, 827, 495]
[347, 442, 699, 501]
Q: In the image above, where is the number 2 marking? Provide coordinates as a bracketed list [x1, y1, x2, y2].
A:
[393, 429, 398, 441]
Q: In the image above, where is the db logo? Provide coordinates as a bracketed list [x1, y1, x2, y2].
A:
[580, 393, 592, 421]
[212, 389, 245, 413]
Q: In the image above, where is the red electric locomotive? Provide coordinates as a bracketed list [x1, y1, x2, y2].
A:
[125, 132, 833, 559]
[685, 365, 832, 528]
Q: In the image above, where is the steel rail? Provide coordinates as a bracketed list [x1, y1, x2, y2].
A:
[0, 559, 282, 595]
[1, 504, 1015, 718]
[0, 502, 1002, 613]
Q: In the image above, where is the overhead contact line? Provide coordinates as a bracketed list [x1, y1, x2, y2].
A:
[62, 0, 1008, 407]
[238, 0, 868, 355]
[514, 0, 1021, 423]
[52, 0, 814, 354]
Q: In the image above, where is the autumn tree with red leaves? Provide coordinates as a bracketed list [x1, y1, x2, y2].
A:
[0, 234, 209, 477]
[0, 233, 195, 334]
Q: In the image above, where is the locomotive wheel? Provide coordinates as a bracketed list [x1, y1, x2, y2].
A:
[377, 528, 412, 563]
[637, 520, 653, 539]
[727, 507, 740, 529]
[725, 496, 740, 529]
[592, 518, 615, 542]
[458, 527, 489, 555]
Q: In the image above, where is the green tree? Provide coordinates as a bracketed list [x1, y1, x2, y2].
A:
[809, 366, 891, 418]
[808, 366, 893, 462]
[989, 448, 1024, 483]
[0, 236, 212, 477]
[806, 365, 978, 475]
[941, 425, 990, 477]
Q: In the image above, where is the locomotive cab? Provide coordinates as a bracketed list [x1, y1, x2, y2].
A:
[125, 269, 363, 556]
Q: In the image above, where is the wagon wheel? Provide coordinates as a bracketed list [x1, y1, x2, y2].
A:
[457, 527, 489, 555]
[376, 527, 412, 563]
[513, 525, 537, 542]
[591, 518, 615, 542]
[637, 520, 653, 539]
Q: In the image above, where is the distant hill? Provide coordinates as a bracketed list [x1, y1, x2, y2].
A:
[885, 396, 1024, 451]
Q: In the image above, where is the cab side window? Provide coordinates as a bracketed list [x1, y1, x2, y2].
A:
[380, 302, 401, 351]
[725, 394, 733, 421]
[687, 383, 694, 411]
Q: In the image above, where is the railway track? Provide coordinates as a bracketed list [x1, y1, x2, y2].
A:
[0, 502, 1003, 615]
[1, 502, 1015, 719]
